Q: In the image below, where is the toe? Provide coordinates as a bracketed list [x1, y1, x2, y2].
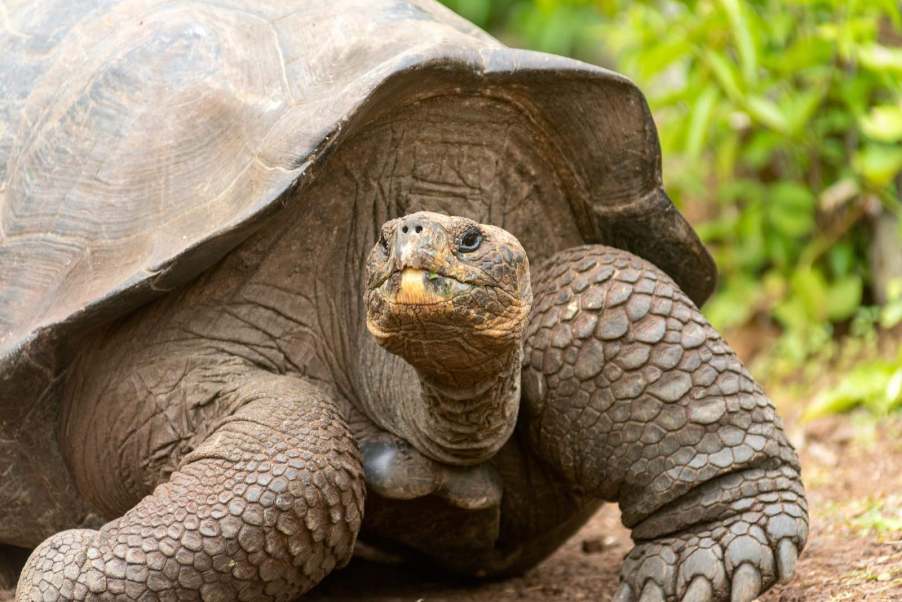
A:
[724, 526, 775, 584]
[775, 539, 798, 584]
[730, 564, 761, 602]
[613, 582, 634, 602]
[681, 576, 713, 602]
[676, 542, 727, 595]
[638, 581, 666, 602]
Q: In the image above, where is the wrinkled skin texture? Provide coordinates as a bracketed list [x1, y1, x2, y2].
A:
[364, 213, 532, 466]
[22, 360, 365, 601]
[15, 210, 807, 601]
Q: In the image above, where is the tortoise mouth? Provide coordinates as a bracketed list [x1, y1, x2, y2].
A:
[378, 268, 473, 306]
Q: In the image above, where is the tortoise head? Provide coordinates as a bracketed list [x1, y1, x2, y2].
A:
[364, 212, 532, 379]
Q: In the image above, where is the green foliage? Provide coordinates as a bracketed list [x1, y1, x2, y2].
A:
[852, 278, 902, 335]
[594, 0, 901, 366]
[803, 348, 902, 419]
[439, 0, 604, 60]
[440, 0, 902, 413]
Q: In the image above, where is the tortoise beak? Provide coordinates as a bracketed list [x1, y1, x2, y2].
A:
[396, 268, 438, 305]
[380, 214, 467, 305]
[391, 268, 469, 306]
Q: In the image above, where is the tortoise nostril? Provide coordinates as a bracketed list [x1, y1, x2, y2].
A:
[415, 225, 423, 234]
[402, 225, 409, 234]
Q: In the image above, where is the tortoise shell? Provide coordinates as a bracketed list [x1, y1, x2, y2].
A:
[0, 0, 716, 389]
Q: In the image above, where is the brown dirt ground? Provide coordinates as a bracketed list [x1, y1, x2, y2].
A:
[309, 413, 902, 602]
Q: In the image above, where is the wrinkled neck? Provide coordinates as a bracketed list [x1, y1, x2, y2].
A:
[399, 345, 523, 466]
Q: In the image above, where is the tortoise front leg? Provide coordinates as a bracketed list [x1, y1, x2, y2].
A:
[522, 245, 807, 602]
[17, 374, 364, 601]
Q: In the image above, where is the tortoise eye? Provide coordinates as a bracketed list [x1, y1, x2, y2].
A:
[458, 227, 483, 253]
[378, 231, 389, 253]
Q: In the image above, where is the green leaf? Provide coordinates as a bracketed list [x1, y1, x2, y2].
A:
[881, 279, 902, 328]
[826, 275, 863, 321]
[703, 275, 762, 330]
[716, 130, 739, 181]
[858, 44, 902, 74]
[875, 0, 902, 29]
[790, 267, 828, 322]
[887, 369, 902, 413]
[804, 347, 902, 419]
[636, 37, 693, 79]
[766, 182, 816, 237]
[704, 50, 743, 101]
[686, 86, 719, 159]
[765, 230, 796, 268]
[785, 89, 826, 137]
[774, 296, 811, 333]
[445, 0, 490, 27]
[804, 386, 864, 420]
[746, 96, 789, 134]
[717, 0, 758, 84]
[827, 241, 856, 277]
[881, 301, 902, 329]
[853, 145, 902, 187]
[741, 130, 781, 168]
[735, 200, 767, 269]
[803, 360, 894, 419]
[861, 104, 902, 143]
[772, 35, 834, 74]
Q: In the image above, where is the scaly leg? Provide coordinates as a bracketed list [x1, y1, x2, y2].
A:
[17, 374, 364, 601]
[522, 245, 807, 602]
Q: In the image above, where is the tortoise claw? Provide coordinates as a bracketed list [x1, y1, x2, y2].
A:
[730, 564, 761, 602]
[613, 582, 634, 602]
[776, 539, 798, 583]
[638, 581, 665, 602]
[681, 576, 713, 602]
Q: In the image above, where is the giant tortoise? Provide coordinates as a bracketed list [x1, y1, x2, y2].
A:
[0, 0, 807, 600]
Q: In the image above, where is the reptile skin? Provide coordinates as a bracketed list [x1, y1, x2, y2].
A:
[523, 245, 806, 601]
[15, 215, 805, 601]
[18, 373, 364, 601]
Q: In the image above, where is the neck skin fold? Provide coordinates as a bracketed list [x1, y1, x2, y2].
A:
[399, 345, 523, 466]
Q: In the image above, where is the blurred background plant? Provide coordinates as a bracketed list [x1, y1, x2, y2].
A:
[441, 0, 902, 416]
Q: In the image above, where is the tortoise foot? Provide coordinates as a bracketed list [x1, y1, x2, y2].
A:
[614, 501, 807, 602]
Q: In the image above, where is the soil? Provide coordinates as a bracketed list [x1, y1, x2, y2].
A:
[308, 413, 902, 602]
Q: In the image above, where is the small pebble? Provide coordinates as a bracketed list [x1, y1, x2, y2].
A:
[581, 536, 619, 554]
